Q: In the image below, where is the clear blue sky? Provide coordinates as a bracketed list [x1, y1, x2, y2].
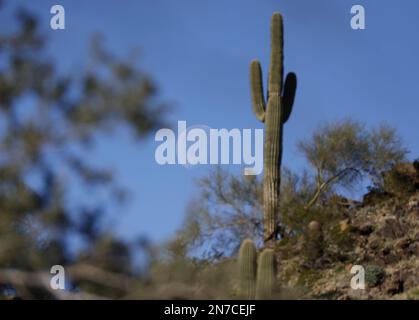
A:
[2, 0, 419, 244]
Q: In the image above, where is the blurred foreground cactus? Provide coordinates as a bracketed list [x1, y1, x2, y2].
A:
[238, 239, 257, 299]
[250, 12, 297, 244]
[255, 248, 275, 299]
[238, 239, 276, 300]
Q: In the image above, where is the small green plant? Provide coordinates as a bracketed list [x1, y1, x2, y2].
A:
[365, 265, 386, 287]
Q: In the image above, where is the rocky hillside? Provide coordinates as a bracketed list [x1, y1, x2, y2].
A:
[275, 162, 419, 300]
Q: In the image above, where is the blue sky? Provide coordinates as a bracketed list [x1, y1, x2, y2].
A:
[1, 0, 419, 244]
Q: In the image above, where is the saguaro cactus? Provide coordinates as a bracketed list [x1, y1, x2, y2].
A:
[238, 239, 257, 299]
[255, 248, 276, 299]
[305, 220, 323, 264]
[250, 12, 297, 244]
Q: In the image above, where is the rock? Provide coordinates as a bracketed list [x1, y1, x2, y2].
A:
[384, 276, 404, 295]
[401, 271, 419, 290]
[382, 251, 399, 264]
[308, 220, 322, 233]
[362, 189, 391, 205]
[378, 217, 404, 239]
[395, 162, 417, 177]
[383, 162, 419, 195]
[367, 238, 380, 250]
[395, 237, 411, 250]
[408, 242, 419, 256]
[339, 219, 350, 233]
[358, 223, 374, 236]
[407, 194, 419, 211]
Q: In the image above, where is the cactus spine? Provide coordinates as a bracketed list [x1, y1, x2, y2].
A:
[238, 239, 257, 299]
[250, 12, 297, 244]
[255, 248, 276, 299]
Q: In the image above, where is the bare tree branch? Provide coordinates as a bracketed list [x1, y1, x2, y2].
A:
[304, 167, 361, 209]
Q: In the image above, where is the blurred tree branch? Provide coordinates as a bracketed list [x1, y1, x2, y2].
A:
[0, 4, 166, 298]
[0, 263, 140, 299]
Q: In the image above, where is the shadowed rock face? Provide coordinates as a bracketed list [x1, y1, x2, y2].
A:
[363, 161, 419, 205]
[384, 162, 419, 195]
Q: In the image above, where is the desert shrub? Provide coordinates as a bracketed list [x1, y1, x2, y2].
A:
[298, 120, 408, 208]
[365, 265, 386, 287]
[382, 162, 418, 196]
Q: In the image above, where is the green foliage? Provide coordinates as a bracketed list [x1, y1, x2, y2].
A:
[365, 265, 386, 287]
[0, 6, 165, 299]
[250, 12, 297, 242]
[238, 239, 257, 299]
[255, 248, 276, 299]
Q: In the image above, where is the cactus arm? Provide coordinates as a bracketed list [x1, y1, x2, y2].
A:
[282, 72, 297, 123]
[268, 13, 283, 96]
[250, 60, 266, 122]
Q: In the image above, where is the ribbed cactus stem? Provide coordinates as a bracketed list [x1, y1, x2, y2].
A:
[255, 248, 275, 299]
[238, 239, 257, 299]
[250, 12, 297, 244]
